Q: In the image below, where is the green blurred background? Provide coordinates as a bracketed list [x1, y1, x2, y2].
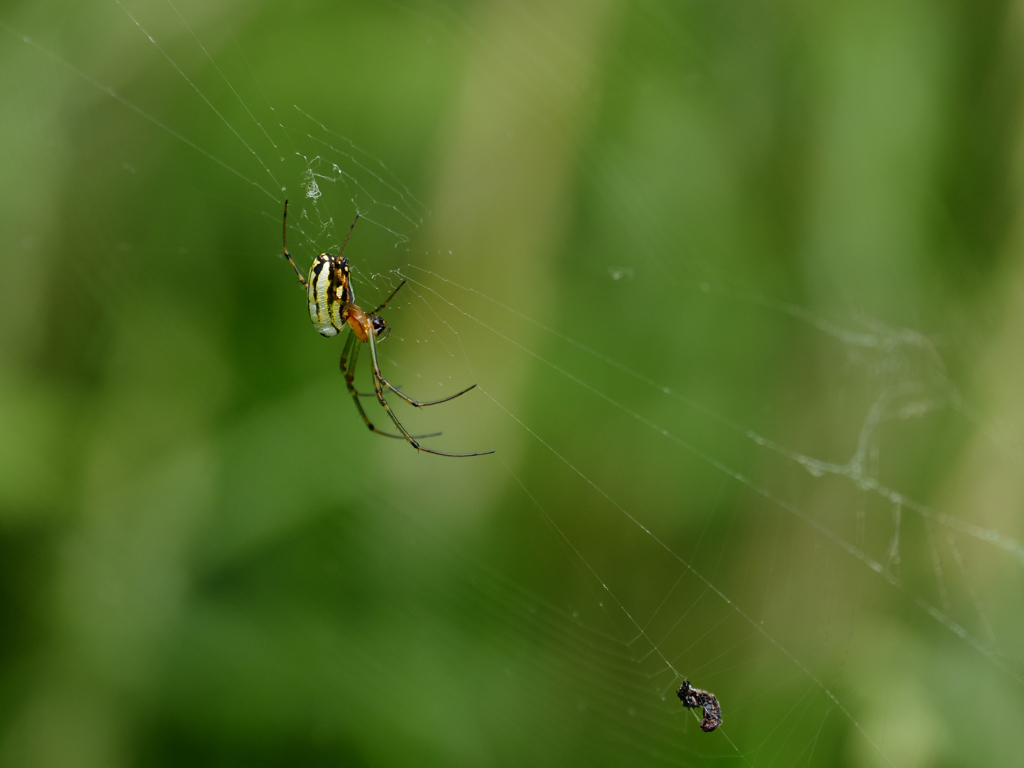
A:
[2, 0, 1023, 765]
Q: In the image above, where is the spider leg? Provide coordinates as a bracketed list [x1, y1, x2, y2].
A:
[337, 213, 360, 258]
[340, 332, 378, 427]
[370, 346, 478, 407]
[366, 330, 493, 457]
[341, 334, 375, 398]
[340, 332, 439, 441]
[380, 378, 478, 408]
[368, 279, 406, 315]
[281, 199, 307, 287]
[363, 284, 476, 407]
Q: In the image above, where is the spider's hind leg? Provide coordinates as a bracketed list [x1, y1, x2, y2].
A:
[281, 199, 307, 286]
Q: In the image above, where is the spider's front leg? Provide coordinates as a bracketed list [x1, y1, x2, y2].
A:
[365, 328, 493, 457]
[340, 333, 439, 441]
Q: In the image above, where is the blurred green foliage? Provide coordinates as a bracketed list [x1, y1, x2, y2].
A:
[1, 0, 1023, 766]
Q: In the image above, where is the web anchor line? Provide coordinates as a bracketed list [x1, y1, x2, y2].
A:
[1, 22, 277, 202]
[117, 2, 284, 194]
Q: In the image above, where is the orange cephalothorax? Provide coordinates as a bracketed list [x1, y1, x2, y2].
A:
[346, 305, 369, 342]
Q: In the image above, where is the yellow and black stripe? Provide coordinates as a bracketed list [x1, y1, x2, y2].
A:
[307, 254, 353, 337]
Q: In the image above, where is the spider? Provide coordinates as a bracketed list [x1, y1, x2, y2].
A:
[677, 680, 722, 732]
[281, 200, 493, 457]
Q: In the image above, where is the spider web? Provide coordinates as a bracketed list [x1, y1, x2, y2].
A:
[1, 1, 1023, 766]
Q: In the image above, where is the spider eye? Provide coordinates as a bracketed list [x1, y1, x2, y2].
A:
[371, 315, 389, 339]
